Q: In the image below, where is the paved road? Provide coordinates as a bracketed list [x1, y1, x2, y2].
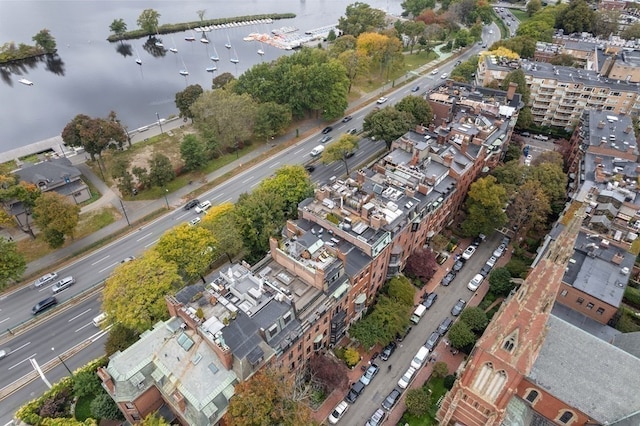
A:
[0, 25, 501, 423]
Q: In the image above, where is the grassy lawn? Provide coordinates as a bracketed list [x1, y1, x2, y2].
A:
[74, 395, 93, 421]
[400, 377, 449, 426]
[510, 9, 531, 23]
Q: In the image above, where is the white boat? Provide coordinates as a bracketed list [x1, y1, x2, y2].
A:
[135, 58, 142, 65]
[179, 56, 189, 76]
[210, 43, 220, 61]
[169, 37, 178, 53]
[257, 46, 265, 56]
[155, 41, 164, 48]
[194, 27, 203, 32]
[230, 47, 239, 64]
[180, 69, 189, 76]
[206, 65, 217, 72]
[225, 34, 232, 49]
[185, 34, 195, 42]
[200, 36, 209, 44]
[18, 78, 33, 86]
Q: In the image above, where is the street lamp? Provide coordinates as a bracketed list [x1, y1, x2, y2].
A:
[163, 189, 169, 209]
[156, 112, 164, 134]
[119, 198, 131, 226]
[51, 347, 73, 376]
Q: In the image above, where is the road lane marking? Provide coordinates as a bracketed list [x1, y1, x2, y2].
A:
[8, 353, 36, 370]
[211, 193, 225, 200]
[75, 323, 93, 333]
[144, 239, 159, 248]
[250, 181, 260, 188]
[241, 176, 254, 184]
[333, 165, 342, 171]
[91, 255, 110, 266]
[294, 148, 305, 155]
[68, 308, 92, 322]
[176, 212, 190, 220]
[136, 232, 153, 242]
[269, 161, 280, 169]
[9, 342, 30, 354]
[99, 262, 119, 273]
[0, 318, 9, 324]
[221, 197, 232, 204]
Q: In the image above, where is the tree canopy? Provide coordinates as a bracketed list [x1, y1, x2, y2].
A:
[458, 306, 489, 332]
[338, 2, 387, 37]
[401, 0, 436, 18]
[404, 248, 438, 283]
[137, 9, 161, 34]
[61, 113, 127, 161]
[32, 192, 80, 248]
[32, 29, 57, 53]
[257, 165, 315, 219]
[555, 0, 594, 34]
[395, 95, 434, 127]
[0, 238, 26, 290]
[387, 275, 416, 307]
[154, 223, 217, 281]
[201, 202, 243, 263]
[461, 176, 508, 237]
[321, 134, 359, 175]
[102, 251, 182, 333]
[349, 295, 411, 348]
[488, 267, 514, 297]
[363, 107, 413, 149]
[174, 84, 203, 119]
[109, 19, 127, 37]
[448, 321, 477, 349]
[180, 134, 207, 171]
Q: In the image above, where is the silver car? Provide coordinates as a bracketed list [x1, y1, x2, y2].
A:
[33, 272, 58, 288]
[52, 276, 75, 293]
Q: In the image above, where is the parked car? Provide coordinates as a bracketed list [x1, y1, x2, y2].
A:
[438, 317, 454, 335]
[381, 342, 397, 361]
[493, 244, 507, 258]
[480, 263, 492, 277]
[468, 273, 484, 291]
[453, 259, 465, 272]
[411, 86, 420, 92]
[52, 276, 75, 294]
[423, 292, 438, 309]
[397, 366, 417, 389]
[376, 97, 388, 104]
[360, 363, 380, 386]
[462, 246, 476, 260]
[342, 115, 353, 123]
[345, 380, 365, 403]
[366, 409, 387, 426]
[183, 199, 200, 210]
[501, 236, 511, 246]
[486, 256, 497, 267]
[396, 326, 412, 342]
[33, 272, 58, 288]
[425, 331, 441, 351]
[441, 271, 456, 286]
[382, 388, 402, 411]
[431, 68, 439, 75]
[436, 252, 449, 265]
[454, 60, 462, 66]
[321, 135, 332, 143]
[328, 401, 349, 424]
[472, 233, 486, 246]
[321, 126, 333, 134]
[451, 299, 467, 316]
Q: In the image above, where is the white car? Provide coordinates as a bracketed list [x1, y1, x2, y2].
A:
[486, 256, 497, 267]
[328, 401, 349, 424]
[431, 68, 439, 75]
[462, 246, 476, 260]
[493, 243, 507, 258]
[398, 366, 417, 389]
[194, 200, 212, 214]
[33, 272, 58, 288]
[440, 73, 448, 79]
[376, 97, 388, 104]
[189, 217, 201, 226]
[468, 273, 484, 291]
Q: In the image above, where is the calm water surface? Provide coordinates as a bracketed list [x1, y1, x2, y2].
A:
[0, 0, 401, 153]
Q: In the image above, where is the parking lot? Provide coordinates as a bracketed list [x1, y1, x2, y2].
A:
[315, 232, 511, 425]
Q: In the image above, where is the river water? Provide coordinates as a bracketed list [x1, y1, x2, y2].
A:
[0, 0, 401, 154]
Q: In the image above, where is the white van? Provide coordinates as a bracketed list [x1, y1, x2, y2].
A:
[195, 200, 212, 214]
[93, 312, 108, 327]
[533, 134, 549, 141]
[411, 346, 430, 369]
[410, 304, 427, 324]
[310, 145, 325, 157]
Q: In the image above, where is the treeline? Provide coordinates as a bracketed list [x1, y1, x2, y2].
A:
[0, 29, 57, 63]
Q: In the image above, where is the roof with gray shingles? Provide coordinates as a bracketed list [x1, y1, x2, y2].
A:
[16, 157, 81, 187]
[528, 315, 640, 424]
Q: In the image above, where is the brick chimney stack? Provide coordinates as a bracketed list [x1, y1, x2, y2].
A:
[506, 82, 517, 101]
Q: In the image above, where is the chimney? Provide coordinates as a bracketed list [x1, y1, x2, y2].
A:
[426, 174, 436, 186]
[506, 82, 517, 101]
[611, 252, 624, 265]
[624, 125, 633, 134]
[316, 187, 329, 201]
[415, 125, 426, 134]
[356, 170, 366, 184]
[598, 121, 606, 129]
[443, 154, 453, 167]
[417, 183, 430, 195]
[370, 214, 385, 230]
[173, 391, 187, 412]
[405, 187, 416, 198]
[460, 139, 468, 154]
[429, 123, 436, 132]
[97, 368, 115, 394]
[165, 295, 181, 317]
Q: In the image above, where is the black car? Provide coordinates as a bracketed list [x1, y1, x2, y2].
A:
[480, 263, 492, 277]
[441, 272, 456, 286]
[438, 317, 453, 335]
[321, 126, 333, 134]
[425, 331, 440, 351]
[184, 199, 200, 210]
[304, 164, 315, 173]
[32, 296, 58, 315]
[382, 387, 402, 411]
[454, 60, 462, 66]
[345, 380, 365, 404]
[380, 342, 397, 361]
[344, 150, 355, 159]
[342, 116, 353, 122]
[423, 292, 438, 309]
[451, 299, 467, 316]
[453, 259, 465, 272]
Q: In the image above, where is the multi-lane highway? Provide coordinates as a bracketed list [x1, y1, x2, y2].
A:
[0, 23, 500, 423]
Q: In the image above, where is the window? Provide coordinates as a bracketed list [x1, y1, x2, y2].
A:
[503, 339, 515, 352]
[560, 289, 568, 297]
[125, 403, 135, 410]
[525, 390, 539, 403]
[283, 312, 292, 326]
[502, 330, 518, 353]
[586, 302, 594, 310]
[596, 307, 605, 315]
[559, 411, 573, 423]
[576, 297, 584, 305]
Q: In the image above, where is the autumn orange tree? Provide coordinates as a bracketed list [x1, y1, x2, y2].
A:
[32, 191, 80, 248]
[226, 367, 318, 426]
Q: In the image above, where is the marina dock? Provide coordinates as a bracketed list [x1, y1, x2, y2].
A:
[244, 23, 339, 50]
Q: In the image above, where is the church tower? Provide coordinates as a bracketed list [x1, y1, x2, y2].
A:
[437, 204, 586, 426]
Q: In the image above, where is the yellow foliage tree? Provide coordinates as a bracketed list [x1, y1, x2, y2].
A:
[482, 46, 520, 60]
[356, 32, 404, 77]
[200, 202, 243, 262]
[153, 223, 217, 281]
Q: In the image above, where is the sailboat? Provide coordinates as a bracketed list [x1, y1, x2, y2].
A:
[154, 29, 164, 48]
[200, 33, 210, 44]
[169, 36, 178, 53]
[225, 34, 232, 49]
[206, 64, 217, 72]
[185, 28, 196, 42]
[179, 56, 189, 76]
[210, 42, 220, 62]
[257, 42, 265, 56]
[230, 47, 239, 64]
[134, 45, 142, 65]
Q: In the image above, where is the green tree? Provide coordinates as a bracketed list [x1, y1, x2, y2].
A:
[329, 35, 358, 57]
[489, 267, 514, 297]
[401, 0, 436, 17]
[90, 393, 124, 420]
[499, 69, 530, 104]
[555, 0, 594, 34]
[253, 101, 292, 141]
[102, 251, 182, 333]
[234, 187, 286, 263]
[363, 107, 413, 150]
[32, 192, 80, 245]
[508, 180, 551, 240]
[405, 388, 431, 416]
[180, 134, 206, 171]
[105, 323, 139, 356]
[592, 10, 619, 37]
[73, 370, 102, 398]
[338, 2, 386, 37]
[528, 162, 567, 214]
[387, 275, 416, 308]
[61, 114, 127, 161]
[137, 9, 161, 34]
[132, 165, 150, 189]
[432, 361, 449, 378]
[461, 176, 508, 237]
[174, 84, 203, 119]
[516, 106, 534, 130]
[258, 165, 315, 219]
[349, 296, 410, 348]
[448, 321, 476, 349]
[201, 203, 243, 263]
[451, 56, 479, 83]
[395, 96, 433, 127]
[399, 20, 427, 53]
[321, 134, 359, 175]
[140, 412, 170, 426]
[148, 153, 175, 187]
[490, 36, 537, 58]
[190, 89, 258, 151]
[621, 22, 640, 40]
[43, 228, 65, 249]
[154, 223, 217, 281]
[0, 238, 26, 289]
[527, 0, 542, 16]
[211, 72, 236, 90]
[549, 53, 576, 67]
[0, 181, 41, 238]
[109, 19, 127, 37]
[459, 306, 489, 332]
[32, 29, 56, 53]
[227, 368, 316, 426]
[337, 49, 371, 93]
